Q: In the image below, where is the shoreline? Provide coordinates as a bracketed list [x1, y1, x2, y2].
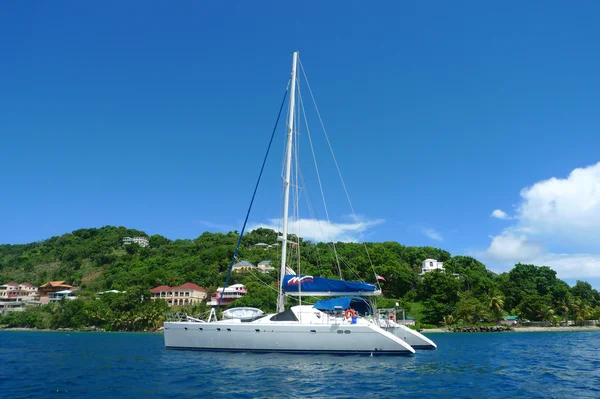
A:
[0, 326, 163, 333]
[423, 326, 600, 333]
[3, 325, 599, 334]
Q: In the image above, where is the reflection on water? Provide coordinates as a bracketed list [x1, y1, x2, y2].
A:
[2, 330, 600, 398]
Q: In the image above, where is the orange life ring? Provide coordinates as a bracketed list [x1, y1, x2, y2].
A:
[345, 309, 356, 319]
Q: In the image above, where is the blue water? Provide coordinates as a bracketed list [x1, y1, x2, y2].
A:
[2, 331, 600, 398]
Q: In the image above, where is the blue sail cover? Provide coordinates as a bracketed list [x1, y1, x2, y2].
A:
[313, 297, 373, 315]
[282, 275, 380, 296]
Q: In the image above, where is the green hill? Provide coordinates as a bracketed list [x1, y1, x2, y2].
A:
[1, 225, 599, 326]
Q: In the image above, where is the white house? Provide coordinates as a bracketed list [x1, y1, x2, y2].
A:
[207, 284, 247, 306]
[232, 260, 256, 272]
[48, 289, 78, 302]
[123, 236, 150, 248]
[420, 258, 444, 275]
[257, 260, 275, 274]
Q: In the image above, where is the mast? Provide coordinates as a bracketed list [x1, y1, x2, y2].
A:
[277, 51, 299, 313]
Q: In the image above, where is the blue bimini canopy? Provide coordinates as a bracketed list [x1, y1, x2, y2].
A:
[282, 275, 381, 297]
[313, 297, 373, 315]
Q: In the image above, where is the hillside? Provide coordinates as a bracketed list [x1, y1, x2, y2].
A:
[1, 226, 599, 325]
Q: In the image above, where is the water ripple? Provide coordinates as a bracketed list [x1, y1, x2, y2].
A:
[1, 330, 600, 398]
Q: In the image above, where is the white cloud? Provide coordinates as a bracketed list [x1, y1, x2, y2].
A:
[418, 227, 443, 242]
[482, 162, 600, 280]
[518, 162, 600, 241]
[491, 209, 511, 220]
[484, 231, 543, 262]
[529, 253, 600, 279]
[249, 217, 385, 243]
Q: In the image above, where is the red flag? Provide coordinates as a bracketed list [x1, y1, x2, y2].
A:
[376, 275, 385, 281]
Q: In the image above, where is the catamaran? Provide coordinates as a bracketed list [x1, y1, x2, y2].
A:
[163, 51, 435, 355]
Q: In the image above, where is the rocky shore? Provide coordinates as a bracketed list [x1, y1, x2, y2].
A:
[423, 325, 600, 333]
[447, 325, 514, 332]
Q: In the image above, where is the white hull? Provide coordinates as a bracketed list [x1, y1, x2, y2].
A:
[164, 306, 415, 355]
[380, 322, 437, 350]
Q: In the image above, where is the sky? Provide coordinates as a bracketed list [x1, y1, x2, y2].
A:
[2, 1, 600, 287]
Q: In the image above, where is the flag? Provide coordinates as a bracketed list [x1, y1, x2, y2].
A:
[376, 275, 385, 281]
[292, 243, 297, 249]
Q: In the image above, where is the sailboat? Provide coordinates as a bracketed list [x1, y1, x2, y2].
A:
[163, 52, 429, 355]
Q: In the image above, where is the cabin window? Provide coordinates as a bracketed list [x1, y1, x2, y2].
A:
[269, 309, 299, 322]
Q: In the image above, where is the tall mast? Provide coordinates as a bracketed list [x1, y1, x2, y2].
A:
[277, 51, 298, 313]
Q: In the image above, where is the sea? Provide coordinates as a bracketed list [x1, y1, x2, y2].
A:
[1, 330, 599, 398]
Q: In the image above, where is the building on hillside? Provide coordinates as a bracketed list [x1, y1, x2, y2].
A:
[18, 282, 38, 297]
[0, 282, 19, 300]
[251, 242, 270, 249]
[0, 282, 40, 315]
[48, 289, 78, 302]
[257, 260, 275, 274]
[149, 283, 207, 307]
[232, 260, 256, 272]
[98, 290, 125, 295]
[207, 284, 247, 306]
[38, 281, 73, 297]
[420, 259, 445, 275]
[122, 236, 150, 248]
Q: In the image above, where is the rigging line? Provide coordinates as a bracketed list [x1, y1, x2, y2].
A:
[296, 77, 343, 280]
[296, 168, 362, 281]
[294, 77, 302, 306]
[216, 82, 290, 314]
[298, 168, 324, 275]
[299, 59, 380, 289]
[295, 169, 364, 282]
[247, 271, 279, 293]
[295, 76, 305, 306]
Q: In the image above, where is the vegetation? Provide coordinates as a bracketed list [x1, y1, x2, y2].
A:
[1, 226, 600, 329]
[0, 287, 168, 331]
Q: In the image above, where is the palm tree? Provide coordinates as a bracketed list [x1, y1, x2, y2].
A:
[577, 304, 592, 325]
[570, 298, 581, 325]
[441, 315, 454, 328]
[488, 295, 505, 324]
[559, 296, 572, 326]
[538, 306, 555, 326]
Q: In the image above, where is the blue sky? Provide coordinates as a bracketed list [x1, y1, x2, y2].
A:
[2, 2, 600, 287]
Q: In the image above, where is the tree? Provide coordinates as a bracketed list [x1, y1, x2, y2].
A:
[488, 294, 505, 323]
[422, 299, 454, 325]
